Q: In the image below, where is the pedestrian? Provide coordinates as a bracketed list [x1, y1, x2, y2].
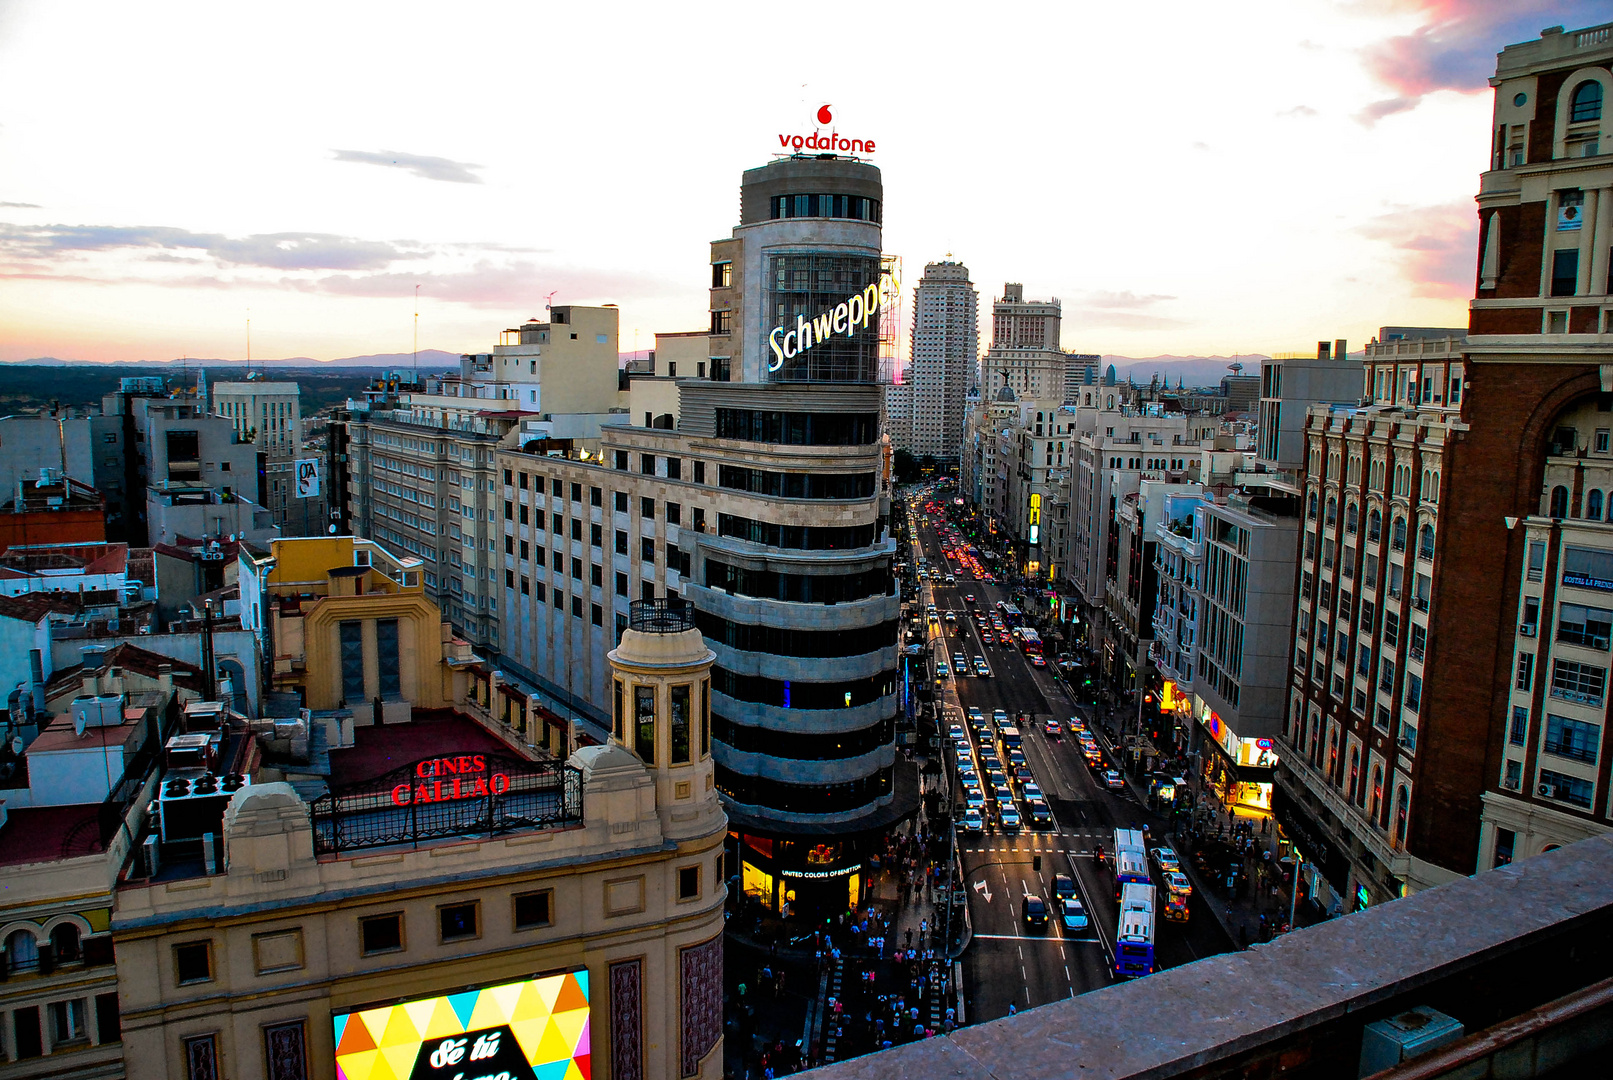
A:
[1008, 1002, 1018, 1016]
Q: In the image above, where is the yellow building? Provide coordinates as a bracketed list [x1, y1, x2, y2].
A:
[242, 536, 458, 718]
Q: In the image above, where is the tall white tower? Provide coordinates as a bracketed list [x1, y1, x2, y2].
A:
[907, 260, 978, 460]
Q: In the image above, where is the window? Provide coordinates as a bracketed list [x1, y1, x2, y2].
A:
[1551, 658, 1606, 706]
[1538, 768, 1594, 808]
[670, 683, 691, 764]
[1517, 652, 1535, 691]
[1528, 541, 1547, 582]
[1570, 79, 1604, 123]
[1552, 249, 1580, 297]
[552, 478, 562, 498]
[339, 620, 365, 703]
[1590, 490, 1605, 520]
[48, 999, 86, 1044]
[694, 460, 706, 484]
[712, 260, 732, 288]
[616, 530, 628, 555]
[710, 309, 732, 334]
[616, 572, 628, 596]
[1558, 603, 1613, 649]
[641, 496, 655, 519]
[677, 865, 700, 900]
[1405, 674, 1422, 711]
[513, 890, 553, 930]
[572, 596, 582, 619]
[572, 556, 583, 579]
[592, 603, 603, 627]
[1511, 705, 1529, 747]
[360, 913, 403, 955]
[50, 922, 81, 962]
[1493, 827, 1516, 868]
[438, 902, 479, 942]
[635, 685, 656, 764]
[641, 538, 655, 562]
[641, 454, 656, 476]
[615, 491, 628, 512]
[95, 992, 120, 1045]
[184, 1033, 220, 1080]
[174, 941, 212, 984]
[1545, 714, 1600, 764]
[377, 619, 400, 698]
[571, 519, 582, 541]
[667, 457, 682, 480]
[1504, 759, 1523, 791]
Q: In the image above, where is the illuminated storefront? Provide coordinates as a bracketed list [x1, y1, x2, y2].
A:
[1196, 699, 1277, 811]
[734, 833, 866, 914]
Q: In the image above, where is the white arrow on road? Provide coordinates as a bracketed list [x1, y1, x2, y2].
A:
[973, 879, 993, 902]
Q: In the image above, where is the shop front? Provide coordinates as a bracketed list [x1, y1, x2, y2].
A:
[732, 832, 868, 916]
[1195, 700, 1277, 811]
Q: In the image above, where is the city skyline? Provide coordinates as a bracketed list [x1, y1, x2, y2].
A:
[1, 0, 1603, 365]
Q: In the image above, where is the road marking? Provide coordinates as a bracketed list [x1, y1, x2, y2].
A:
[973, 879, 993, 903]
[970, 933, 1099, 943]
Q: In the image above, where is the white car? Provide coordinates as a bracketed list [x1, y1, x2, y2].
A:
[999, 806, 1022, 832]
[935, 661, 951, 678]
[960, 808, 984, 834]
[974, 659, 993, 678]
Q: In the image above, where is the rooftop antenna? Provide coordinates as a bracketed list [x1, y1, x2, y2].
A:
[413, 283, 420, 375]
[544, 290, 557, 313]
[245, 310, 251, 378]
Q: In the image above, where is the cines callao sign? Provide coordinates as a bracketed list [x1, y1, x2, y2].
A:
[768, 275, 896, 372]
[778, 104, 876, 155]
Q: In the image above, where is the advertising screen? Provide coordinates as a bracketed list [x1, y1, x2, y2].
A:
[333, 970, 589, 1080]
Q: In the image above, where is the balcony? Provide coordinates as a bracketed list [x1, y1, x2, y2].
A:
[1549, 686, 1605, 709]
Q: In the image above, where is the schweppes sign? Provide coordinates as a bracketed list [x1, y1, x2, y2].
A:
[768, 274, 897, 372]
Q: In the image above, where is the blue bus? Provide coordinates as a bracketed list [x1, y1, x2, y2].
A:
[1112, 828, 1151, 900]
[1115, 882, 1157, 978]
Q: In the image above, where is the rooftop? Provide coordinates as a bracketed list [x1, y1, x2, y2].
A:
[327, 710, 535, 788]
[0, 803, 104, 867]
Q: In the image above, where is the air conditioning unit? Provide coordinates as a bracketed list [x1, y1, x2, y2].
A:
[1538, 783, 1554, 798]
[1520, 623, 1537, 637]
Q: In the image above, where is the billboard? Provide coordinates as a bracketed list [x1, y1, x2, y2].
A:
[296, 458, 321, 499]
[333, 969, 589, 1080]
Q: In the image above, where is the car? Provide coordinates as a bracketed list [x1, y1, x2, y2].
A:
[1030, 655, 1047, 668]
[1059, 898, 1090, 933]
[935, 661, 951, 678]
[1008, 749, 1028, 769]
[992, 783, 1015, 806]
[992, 709, 1008, 726]
[949, 723, 967, 740]
[964, 594, 976, 605]
[1022, 781, 1044, 802]
[1151, 846, 1181, 874]
[974, 659, 993, 677]
[1104, 769, 1126, 790]
[1051, 873, 1076, 902]
[959, 768, 978, 789]
[944, 610, 957, 625]
[1065, 717, 1085, 735]
[960, 809, 984, 834]
[1027, 800, 1054, 828]
[956, 653, 970, 671]
[999, 806, 1022, 832]
[999, 632, 1014, 646]
[1022, 894, 1049, 929]
[944, 575, 956, 585]
[987, 769, 1009, 790]
[964, 789, 985, 811]
[1043, 718, 1062, 737]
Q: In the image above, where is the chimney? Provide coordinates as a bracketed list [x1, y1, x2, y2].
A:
[158, 663, 174, 696]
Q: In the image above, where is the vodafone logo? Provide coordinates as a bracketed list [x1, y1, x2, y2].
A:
[778, 105, 875, 155]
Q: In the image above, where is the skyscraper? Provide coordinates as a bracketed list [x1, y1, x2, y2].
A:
[906, 260, 978, 461]
[983, 283, 1068, 403]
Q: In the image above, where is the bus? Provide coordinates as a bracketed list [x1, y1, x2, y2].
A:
[1115, 883, 1157, 978]
[1020, 628, 1043, 656]
[1001, 603, 1023, 627]
[1113, 828, 1151, 900]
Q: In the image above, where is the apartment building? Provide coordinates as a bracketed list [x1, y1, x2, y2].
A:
[1278, 331, 1467, 911]
[339, 307, 622, 648]
[1472, 21, 1613, 872]
[211, 381, 318, 533]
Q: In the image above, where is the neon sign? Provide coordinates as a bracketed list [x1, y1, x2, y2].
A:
[390, 755, 513, 807]
[768, 275, 896, 371]
[778, 103, 876, 155]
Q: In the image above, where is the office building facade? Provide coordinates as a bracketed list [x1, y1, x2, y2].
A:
[906, 260, 978, 460]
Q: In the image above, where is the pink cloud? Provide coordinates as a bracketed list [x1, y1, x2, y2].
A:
[1357, 201, 1477, 298]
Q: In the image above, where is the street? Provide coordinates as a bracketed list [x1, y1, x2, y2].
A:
[905, 504, 1234, 1023]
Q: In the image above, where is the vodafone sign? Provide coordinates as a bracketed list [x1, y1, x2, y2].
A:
[778, 104, 876, 155]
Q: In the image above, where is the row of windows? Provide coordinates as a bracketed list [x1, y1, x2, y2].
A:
[714, 408, 880, 446]
[715, 762, 893, 813]
[769, 193, 882, 222]
[694, 610, 897, 658]
[703, 559, 892, 603]
[711, 711, 894, 760]
[710, 665, 897, 709]
[611, 679, 711, 767]
[716, 513, 878, 550]
[716, 465, 876, 500]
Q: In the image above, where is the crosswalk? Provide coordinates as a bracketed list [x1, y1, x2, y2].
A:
[960, 830, 1114, 855]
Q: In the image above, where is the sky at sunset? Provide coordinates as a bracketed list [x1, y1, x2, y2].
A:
[0, 1, 1607, 364]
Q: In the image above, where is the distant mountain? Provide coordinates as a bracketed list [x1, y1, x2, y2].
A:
[4, 349, 462, 369]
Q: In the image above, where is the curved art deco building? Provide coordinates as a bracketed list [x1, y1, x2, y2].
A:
[689, 153, 915, 911]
